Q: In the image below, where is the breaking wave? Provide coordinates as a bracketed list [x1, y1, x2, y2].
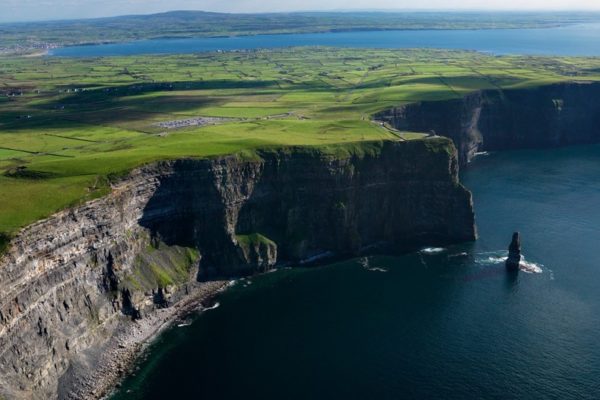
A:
[475, 250, 507, 264]
[201, 302, 220, 311]
[359, 257, 388, 272]
[420, 247, 446, 254]
[519, 258, 543, 274]
[365, 267, 389, 273]
[474, 250, 543, 273]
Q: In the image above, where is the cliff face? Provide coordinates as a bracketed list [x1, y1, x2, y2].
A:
[376, 82, 600, 164]
[0, 139, 475, 399]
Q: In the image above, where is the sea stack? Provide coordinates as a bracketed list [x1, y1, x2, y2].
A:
[506, 232, 521, 272]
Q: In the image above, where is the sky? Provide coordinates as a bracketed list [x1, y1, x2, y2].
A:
[2, 0, 600, 23]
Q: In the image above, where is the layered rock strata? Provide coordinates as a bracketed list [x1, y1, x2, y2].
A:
[0, 139, 475, 399]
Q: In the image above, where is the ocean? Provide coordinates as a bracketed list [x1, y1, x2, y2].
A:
[112, 144, 600, 399]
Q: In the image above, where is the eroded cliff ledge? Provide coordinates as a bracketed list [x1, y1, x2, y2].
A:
[376, 82, 600, 165]
[0, 139, 475, 399]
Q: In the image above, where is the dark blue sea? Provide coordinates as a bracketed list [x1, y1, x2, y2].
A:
[111, 145, 600, 399]
[50, 23, 600, 57]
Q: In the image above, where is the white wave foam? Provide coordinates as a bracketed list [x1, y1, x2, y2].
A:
[420, 247, 445, 254]
[519, 258, 543, 274]
[474, 251, 543, 273]
[202, 302, 220, 311]
[474, 250, 507, 265]
[477, 256, 508, 265]
[366, 267, 388, 273]
[359, 257, 388, 272]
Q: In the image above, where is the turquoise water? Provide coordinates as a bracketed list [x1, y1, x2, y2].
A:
[112, 144, 600, 399]
[51, 23, 600, 57]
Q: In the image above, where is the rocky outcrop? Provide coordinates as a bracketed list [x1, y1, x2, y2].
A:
[375, 82, 600, 164]
[506, 232, 521, 272]
[0, 138, 475, 399]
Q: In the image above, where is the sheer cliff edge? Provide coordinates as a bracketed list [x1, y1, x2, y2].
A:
[0, 138, 475, 399]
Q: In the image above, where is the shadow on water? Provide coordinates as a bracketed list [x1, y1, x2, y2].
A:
[112, 252, 471, 400]
[505, 269, 520, 291]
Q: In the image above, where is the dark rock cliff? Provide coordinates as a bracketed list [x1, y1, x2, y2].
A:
[0, 139, 475, 399]
[141, 139, 475, 276]
[375, 82, 600, 165]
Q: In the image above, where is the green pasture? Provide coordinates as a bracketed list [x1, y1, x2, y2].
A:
[1, 47, 600, 239]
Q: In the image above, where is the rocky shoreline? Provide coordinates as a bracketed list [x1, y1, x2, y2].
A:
[62, 280, 230, 400]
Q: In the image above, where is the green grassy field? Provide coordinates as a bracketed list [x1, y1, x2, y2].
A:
[2, 47, 600, 239]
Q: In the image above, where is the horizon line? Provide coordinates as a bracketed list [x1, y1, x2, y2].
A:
[3, 8, 600, 24]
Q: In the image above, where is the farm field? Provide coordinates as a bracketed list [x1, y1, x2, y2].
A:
[2, 47, 600, 243]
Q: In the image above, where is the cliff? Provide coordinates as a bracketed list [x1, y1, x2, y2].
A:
[375, 82, 600, 165]
[0, 139, 475, 399]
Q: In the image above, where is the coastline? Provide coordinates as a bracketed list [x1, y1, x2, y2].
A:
[23, 50, 49, 57]
[63, 280, 230, 400]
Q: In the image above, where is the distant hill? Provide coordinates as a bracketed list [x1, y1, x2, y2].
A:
[2, 10, 600, 53]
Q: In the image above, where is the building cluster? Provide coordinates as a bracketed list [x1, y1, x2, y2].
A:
[0, 42, 58, 56]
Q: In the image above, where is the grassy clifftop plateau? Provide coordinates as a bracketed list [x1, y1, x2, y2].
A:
[1, 48, 600, 240]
